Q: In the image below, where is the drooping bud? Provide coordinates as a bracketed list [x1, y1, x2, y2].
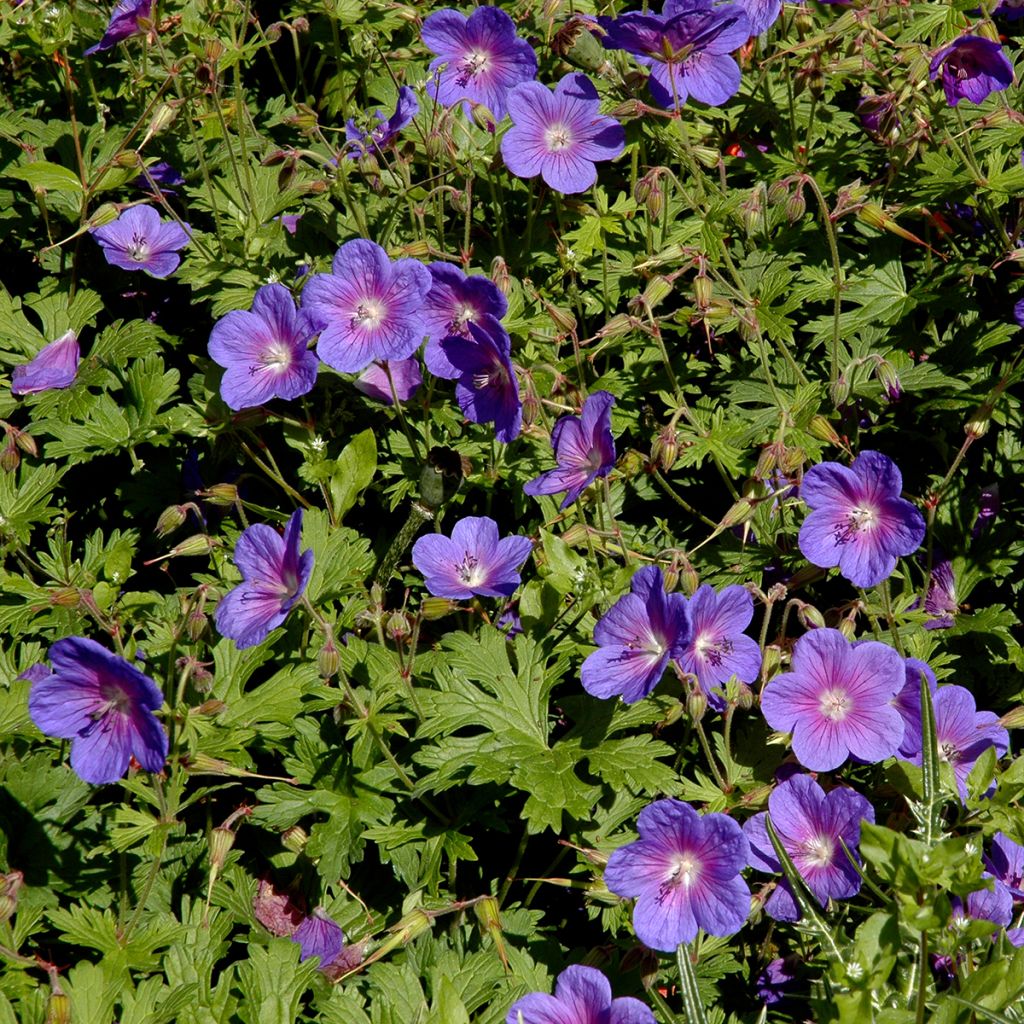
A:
[829, 375, 851, 408]
[693, 272, 713, 310]
[318, 638, 341, 679]
[490, 255, 511, 295]
[186, 608, 208, 642]
[473, 896, 509, 969]
[202, 483, 238, 506]
[807, 414, 842, 446]
[759, 646, 781, 682]
[45, 993, 70, 1024]
[797, 602, 826, 629]
[785, 185, 806, 223]
[552, 15, 609, 72]
[155, 504, 188, 537]
[875, 359, 901, 402]
[421, 596, 457, 620]
[169, 534, 218, 558]
[0, 442, 19, 473]
[734, 681, 754, 710]
[12, 427, 38, 456]
[651, 424, 680, 471]
[686, 688, 708, 723]
[642, 276, 673, 309]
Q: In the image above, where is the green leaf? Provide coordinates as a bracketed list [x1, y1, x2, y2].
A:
[330, 429, 377, 521]
[8, 161, 83, 193]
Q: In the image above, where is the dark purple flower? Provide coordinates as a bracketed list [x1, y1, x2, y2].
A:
[600, 0, 750, 110]
[986, 833, 1024, 901]
[422, 263, 508, 379]
[441, 314, 522, 443]
[756, 958, 798, 1005]
[908, 685, 1008, 802]
[676, 584, 762, 710]
[930, 36, 1013, 107]
[743, 774, 875, 922]
[302, 239, 432, 374]
[132, 161, 184, 194]
[798, 450, 925, 589]
[27, 637, 168, 785]
[421, 7, 538, 119]
[723, 0, 780, 35]
[951, 875, 1013, 928]
[353, 358, 422, 405]
[923, 558, 957, 630]
[972, 484, 999, 538]
[760, 628, 905, 772]
[497, 606, 523, 638]
[581, 565, 689, 705]
[523, 391, 616, 508]
[214, 510, 314, 649]
[292, 908, 345, 969]
[91, 205, 191, 278]
[993, 0, 1024, 19]
[501, 73, 625, 194]
[345, 86, 419, 158]
[605, 798, 750, 951]
[506, 964, 655, 1024]
[411, 515, 532, 600]
[1015, 299, 1024, 327]
[857, 93, 899, 144]
[11, 330, 80, 395]
[84, 0, 154, 55]
[892, 657, 937, 759]
[208, 284, 319, 411]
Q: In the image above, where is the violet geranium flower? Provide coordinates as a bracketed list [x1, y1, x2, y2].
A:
[441, 314, 522, 443]
[581, 565, 689, 705]
[27, 637, 168, 785]
[908, 685, 1008, 802]
[604, 798, 750, 951]
[132, 161, 185, 194]
[344, 87, 419, 159]
[798, 450, 926, 589]
[411, 516, 533, 600]
[923, 557, 958, 630]
[353, 358, 422, 405]
[930, 36, 1014, 107]
[422, 263, 508, 379]
[84, 0, 154, 55]
[523, 391, 616, 508]
[501, 73, 625, 195]
[208, 284, 320, 411]
[11, 330, 80, 395]
[760, 628, 905, 772]
[506, 965, 655, 1024]
[214, 510, 314, 649]
[743, 774, 875, 922]
[421, 6, 538, 120]
[676, 583, 762, 710]
[986, 833, 1024, 901]
[302, 239, 432, 375]
[292, 908, 345, 969]
[91, 205, 191, 278]
[892, 656, 938, 759]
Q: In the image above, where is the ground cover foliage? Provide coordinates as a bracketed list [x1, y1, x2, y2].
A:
[1, 0, 1024, 1021]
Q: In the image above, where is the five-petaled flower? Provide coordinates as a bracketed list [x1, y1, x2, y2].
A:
[412, 515, 533, 600]
[604, 798, 750, 951]
[524, 391, 616, 508]
[302, 238, 433, 375]
[743, 774, 875, 922]
[85, 0, 154, 55]
[986, 832, 1024, 901]
[441, 314, 522, 443]
[798, 450, 925, 589]
[91, 204, 191, 278]
[760, 627, 905, 772]
[215, 510, 314, 649]
[421, 6, 538, 119]
[11, 330, 80, 395]
[501, 73, 625, 194]
[208, 284, 320, 411]
[930, 36, 1014, 107]
[677, 583, 762, 710]
[344, 86, 419, 159]
[506, 964, 655, 1024]
[28, 637, 168, 785]
[581, 564, 689, 705]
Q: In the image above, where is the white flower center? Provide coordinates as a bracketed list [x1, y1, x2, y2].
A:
[456, 553, 486, 587]
[694, 632, 734, 667]
[351, 301, 385, 330]
[456, 51, 490, 85]
[801, 834, 835, 868]
[258, 341, 293, 374]
[939, 741, 959, 764]
[127, 233, 151, 263]
[667, 852, 700, 888]
[819, 688, 852, 722]
[544, 123, 573, 152]
[834, 506, 877, 544]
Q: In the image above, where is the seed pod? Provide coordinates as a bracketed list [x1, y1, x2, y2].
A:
[386, 611, 411, 641]
[643, 276, 673, 309]
[170, 534, 217, 558]
[598, 313, 635, 338]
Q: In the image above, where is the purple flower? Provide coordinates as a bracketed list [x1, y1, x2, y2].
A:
[421, 7, 537, 120]
[972, 484, 999, 537]
[441, 314, 522, 443]
[302, 239, 432, 374]
[411, 516, 532, 600]
[422, 263, 508, 379]
[743, 774, 875, 922]
[756, 958, 798, 1005]
[951, 876, 1013, 928]
[91, 205, 191, 278]
[344, 87, 419, 159]
[993, 0, 1024, 19]
[18, 663, 51, 684]
[132, 161, 184, 194]
[760, 628, 905, 772]
[214, 510, 314, 649]
[725, 0, 780, 35]
[908, 686, 1008, 801]
[208, 284, 319, 411]
[84, 0, 154, 55]
[600, 0, 750, 110]
[277, 214, 302, 235]
[581, 565, 689, 705]
[930, 36, 1013, 107]
[986, 833, 1024, 901]
[500, 73, 625, 195]
[523, 391, 616, 508]
[506, 964, 655, 1024]
[676, 584, 762, 710]
[11, 330, 80, 395]
[353, 358, 422, 405]
[798, 450, 925, 589]
[892, 657, 937, 759]
[857, 93, 899, 144]
[604, 798, 750, 951]
[292, 908, 345, 969]
[923, 558, 957, 630]
[27, 637, 168, 785]
[1015, 298, 1024, 328]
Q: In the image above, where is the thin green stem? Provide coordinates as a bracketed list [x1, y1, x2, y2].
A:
[802, 175, 843, 386]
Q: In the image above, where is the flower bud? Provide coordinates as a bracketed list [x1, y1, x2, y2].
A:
[686, 688, 708, 723]
[186, 608, 208, 642]
[797, 602, 826, 629]
[760, 646, 781, 681]
[470, 102, 497, 133]
[651, 425, 679, 472]
[807, 414, 842, 446]
[421, 596, 457, 620]
[49, 587, 80, 607]
[202, 483, 238, 506]
[767, 179, 789, 205]
[785, 188, 806, 223]
[643, 276, 673, 309]
[209, 826, 235, 873]
[46, 994, 70, 1024]
[965, 402, 993, 439]
[999, 706, 1024, 730]
[193, 698, 224, 714]
[12, 428, 38, 457]
[598, 313, 636, 338]
[0, 442, 19, 473]
[734, 681, 754, 710]
[829, 376, 851, 407]
[875, 359, 901, 402]
[609, 98, 644, 119]
[545, 303, 577, 336]
[693, 272, 713, 310]
[720, 497, 757, 529]
[386, 611, 411, 641]
[171, 534, 217, 558]
[679, 558, 699, 596]
[318, 639, 341, 679]
[142, 102, 180, 145]
[282, 825, 308, 854]
[490, 255, 511, 295]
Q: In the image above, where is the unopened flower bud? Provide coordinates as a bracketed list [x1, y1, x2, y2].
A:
[807, 414, 842, 446]
[318, 639, 341, 679]
[282, 825, 308, 854]
[170, 534, 217, 558]
[49, 587, 80, 607]
[767, 180, 789, 205]
[760, 646, 781, 681]
[202, 483, 238, 506]
[0, 443, 19, 473]
[785, 188, 806, 223]
[12, 428, 38, 456]
[652, 425, 679, 471]
[829, 376, 851, 407]
[686, 688, 708, 723]
[470, 102, 497, 132]
[734, 681, 754, 710]
[421, 596, 457, 620]
[609, 98, 644, 119]
[662, 561, 679, 593]
[142, 103, 179, 145]
[838, 611, 858, 640]
[720, 497, 757, 529]
[193, 698, 224, 714]
[546, 303, 577, 335]
[46, 993, 70, 1024]
[693, 272, 713, 310]
[598, 313, 635, 338]
[965, 403, 993, 439]
[999, 706, 1024, 729]
[490, 255, 511, 295]
[622, 945, 660, 990]
[186, 608, 208, 642]
[875, 359, 901, 402]
[679, 559, 699, 596]
[386, 611, 411, 641]
[798, 602, 826, 629]
[209, 826, 235, 873]
[643, 275, 673, 309]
